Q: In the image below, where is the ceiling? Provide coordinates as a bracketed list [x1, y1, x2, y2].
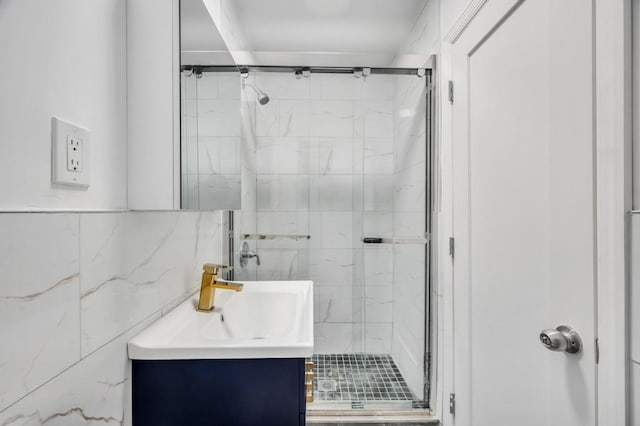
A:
[180, 0, 430, 66]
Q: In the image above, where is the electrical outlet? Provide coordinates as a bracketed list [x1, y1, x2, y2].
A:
[52, 117, 90, 187]
[67, 137, 82, 172]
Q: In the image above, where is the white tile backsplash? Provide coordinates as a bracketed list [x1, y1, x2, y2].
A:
[0, 214, 80, 412]
[0, 211, 224, 418]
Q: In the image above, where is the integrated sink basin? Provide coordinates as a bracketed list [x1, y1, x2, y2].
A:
[128, 280, 313, 360]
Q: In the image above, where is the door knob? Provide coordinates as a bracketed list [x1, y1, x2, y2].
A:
[539, 325, 582, 354]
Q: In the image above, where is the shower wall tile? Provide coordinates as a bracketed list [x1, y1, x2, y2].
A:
[362, 101, 394, 139]
[0, 214, 80, 412]
[363, 175, 394, 212]
[394, 162, 427, 213]
[309, 212, 353, 249]
[256, 137, 311, 175]
[218, 73, 241, 99]
[314, 285, 353, 323]
[255, 249, 300, 281]
[309, 101, 355, 138]
[364, 246, 394, 287]
[313, 138, 354, 175]
[363, 75, 396, 101]
[0, 314, 159, 426]
[363, 211, 394, 239]
[365, 323, 393, 354]
[255, 73, 310, 100]
[80, 211, 222, 356]
[364, 285, 393, 323]
[307, 249, 354, 286]
[197, 99, 241, 137]
[279, 100, 310, 137]
[198, 175, 241, 210]
[364, 138, 394, 175]
[310, 74, 355, 100]
[310, 175, 354, 211]
[195, 72, 219, 99]
[255, 100, 279, 137]
[257, 175, 309, 211]
[314, 323, 354, 354]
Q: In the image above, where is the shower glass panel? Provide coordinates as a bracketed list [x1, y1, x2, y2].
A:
[229, 69, 431, 412]
[182, 68, 431, 411]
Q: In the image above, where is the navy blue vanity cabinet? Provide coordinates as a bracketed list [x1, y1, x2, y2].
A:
[132, 358, 307, 426]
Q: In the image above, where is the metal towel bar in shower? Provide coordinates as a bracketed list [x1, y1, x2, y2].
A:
[362, 236, 429, 244]
[241, 234, 311, 241]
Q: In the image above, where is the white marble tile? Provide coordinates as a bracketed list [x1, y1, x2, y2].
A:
[80, 211, 222, 356]
[0, 214, 80, 412]
[313, 138, 354, 175]
[307, 249, 354, 286]
[364, 285, 393, 323]
[309, 101, 355, 138]
[181, 73, 198, 100]
[314, 285, 352, 323]
[364, 138, 394, 175]
[254, 249, 300, 281]
[310, 175, 354, 212]
[363, 175, 394, 212]
[314, 323, 354, 354]
[197, 137, 221, 175]
[255, 99, 279, 137]
[279, 100, 310, 137]
[195, 72, 219, 99]
[363, 75, 396, 101]
[197, 99, 241, 137]
[255, 73, 310, 100]
[364, 246, 394, 287]
[310, 74, 355, 100]
[0, 314, 160, 426]
[217, 73, 240, 99]
[394, 162, 427, 213]
[198, 175, 241, 210]
[256, 137, 311, 175]
[365, 323, 393, 354]
[218, 137, 241, 175]
[309, 212, 353, 249]
[393, 212, 426, 237]
[362, 101, 394, 139]
[183, 136, 199, 175]
[363, 211, 393, 239]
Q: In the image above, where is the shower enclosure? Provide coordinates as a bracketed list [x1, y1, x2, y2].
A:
[181, 66, 434, 412]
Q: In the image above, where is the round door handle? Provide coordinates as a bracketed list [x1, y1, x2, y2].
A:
[539, 325, 582, 354]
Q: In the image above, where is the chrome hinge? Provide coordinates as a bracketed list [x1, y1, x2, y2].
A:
[449, 393, 455, 414]
[448, 80, 454, 103]
[449, 237, 455, 258]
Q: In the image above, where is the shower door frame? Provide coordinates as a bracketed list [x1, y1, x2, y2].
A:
[178, 63, 438, 414]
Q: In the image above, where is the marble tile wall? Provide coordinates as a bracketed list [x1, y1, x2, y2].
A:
[0, 211, 223, 424]
[631, 215, 640, 426]
[181, 72, 242, 210]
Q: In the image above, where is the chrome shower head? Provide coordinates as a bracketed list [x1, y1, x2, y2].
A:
[242, 81, 270, 106]
[256, 89, 270, 105]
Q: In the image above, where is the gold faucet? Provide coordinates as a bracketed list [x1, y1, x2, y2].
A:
[197, 263, 244, 312]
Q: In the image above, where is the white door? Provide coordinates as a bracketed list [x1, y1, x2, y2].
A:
[451, 0, 596, 425]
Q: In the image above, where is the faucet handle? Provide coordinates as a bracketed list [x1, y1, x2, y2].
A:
[203, 263, 233, 274]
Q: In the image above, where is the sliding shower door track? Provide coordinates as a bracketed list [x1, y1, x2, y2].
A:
[306, 410, 439, 424]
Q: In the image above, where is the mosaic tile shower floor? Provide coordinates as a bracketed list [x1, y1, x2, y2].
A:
[310, 354, 422, 406]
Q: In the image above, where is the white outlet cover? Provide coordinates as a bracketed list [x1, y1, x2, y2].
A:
[52, 117, 90, 187]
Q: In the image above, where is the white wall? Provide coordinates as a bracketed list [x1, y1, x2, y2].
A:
[0, 0, 127, 210]
[127, 0, 180, 210]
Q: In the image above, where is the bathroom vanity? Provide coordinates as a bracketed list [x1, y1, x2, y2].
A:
[128, 281, 314, 426]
